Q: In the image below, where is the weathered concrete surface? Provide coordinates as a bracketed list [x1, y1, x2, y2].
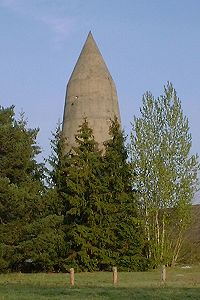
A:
[62, 32, 121, 150]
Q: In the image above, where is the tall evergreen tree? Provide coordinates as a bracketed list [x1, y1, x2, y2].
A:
[47, 124, 66, 216]
[60, 118, 147, 271]
[0, 106, 45, 271]
[23, 124, 70, 273]
[103, 117, 147, 270]
[0, 106, 42, 185]
[62, 119, 107, 271]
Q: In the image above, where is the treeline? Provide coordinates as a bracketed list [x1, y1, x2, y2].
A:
[0, 83, 199, 272]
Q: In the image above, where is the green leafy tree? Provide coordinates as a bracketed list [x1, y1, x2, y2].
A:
[129, 83, 199, 266]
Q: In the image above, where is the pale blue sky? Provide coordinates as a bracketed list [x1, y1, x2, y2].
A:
[1, 0, 200, 167]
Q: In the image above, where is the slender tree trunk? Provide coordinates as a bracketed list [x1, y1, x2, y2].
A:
[144, 207, 151, 258]
[161, 214, 166, 262]
[155, 210, 160, 244]
[154, 210, 160, 263]
[171, 230, 183, 266]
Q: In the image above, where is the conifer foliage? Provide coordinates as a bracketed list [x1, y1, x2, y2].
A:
[60, 119, 107, 271]
[103, 117, 146, 270]
[0, 107, 146, 272]
[52, 118, 146, 271]
[0, 106, 44, 271]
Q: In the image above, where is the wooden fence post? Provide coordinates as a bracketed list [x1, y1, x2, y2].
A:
[161, 265, 166, 283]
[112, 267, 118, 284]
[70, 268, 74, 286]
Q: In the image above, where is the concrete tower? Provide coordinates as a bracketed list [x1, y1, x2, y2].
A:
[62, 32, 121, 150]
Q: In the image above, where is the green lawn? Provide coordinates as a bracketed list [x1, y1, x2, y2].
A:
[0, 266, 200, 299]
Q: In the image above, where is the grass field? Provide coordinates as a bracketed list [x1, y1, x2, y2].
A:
[0, 265, 200, 299]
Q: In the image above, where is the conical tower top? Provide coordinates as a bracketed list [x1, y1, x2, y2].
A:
[63, 32, 121, 151]
[68, 31, 113, 83]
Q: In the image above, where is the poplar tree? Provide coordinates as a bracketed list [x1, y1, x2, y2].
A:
[129, 83, 199, 266]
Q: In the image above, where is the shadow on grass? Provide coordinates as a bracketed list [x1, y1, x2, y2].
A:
[1, 283, 200, 299]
